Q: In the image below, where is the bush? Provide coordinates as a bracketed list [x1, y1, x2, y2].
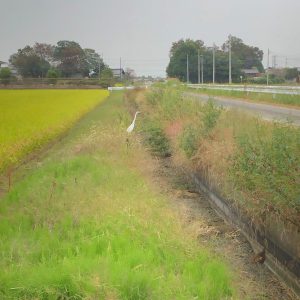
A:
[146, 87, 164, 106]
[46, 68, 59, 84]
[202, 99, 222, 135]
[99, 68, 115, 88]
[231, 122, 300, 211]
[247, 75, 285, 85]
[180, 124, 200, 158]
[142, 119, 171, 157]
[0, 67, 11, 84]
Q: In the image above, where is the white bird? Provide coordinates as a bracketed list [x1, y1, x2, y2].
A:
[127, 111, 140, 133]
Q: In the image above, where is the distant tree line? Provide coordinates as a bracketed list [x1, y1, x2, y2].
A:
[8, 41, 108, 79]
[166, 36, 265, 83]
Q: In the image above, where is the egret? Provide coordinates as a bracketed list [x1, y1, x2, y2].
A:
[127, 111, 140, 133]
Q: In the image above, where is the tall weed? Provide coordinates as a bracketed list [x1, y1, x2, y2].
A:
[141, 118, 171, 157]
[231, 122, 300, 211]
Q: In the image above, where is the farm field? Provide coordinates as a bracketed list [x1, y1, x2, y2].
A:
[0, 91, 234, 299]
[0, 90, 109, 172]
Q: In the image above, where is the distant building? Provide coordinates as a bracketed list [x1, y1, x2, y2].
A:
[111, 68, 125, 79]
[242, 67, 260, 77]
[0, 61, 18, 77]
[0, 61, 8, 68]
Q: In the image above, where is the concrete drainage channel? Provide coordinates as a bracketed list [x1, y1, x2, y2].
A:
[185, 171, 300, 298]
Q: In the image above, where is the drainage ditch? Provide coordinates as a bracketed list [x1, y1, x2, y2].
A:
[187, 171, 300, 298]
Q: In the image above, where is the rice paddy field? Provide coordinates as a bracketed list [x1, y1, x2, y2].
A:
[0, 89, 109, 172]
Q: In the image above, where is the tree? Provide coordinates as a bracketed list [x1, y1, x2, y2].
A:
[223, 36, 264, 72]
[53, 41, 86, 77]
[0, 67, 11, 84]
[33, 43, 55, 64]
[99, 68, 114, 88]
[124, 68, 136, 82]
[83, 48, 106, 77]
[285, 68, 299, 80]
[166, 39, 242, 83]
[9, 46, 50, 77]
[202, 49, 242, 83]
[166, 39, 205, 82]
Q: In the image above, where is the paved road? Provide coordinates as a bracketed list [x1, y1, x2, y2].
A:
[187, 84, 300, 95]
[184, 92, 300, 126]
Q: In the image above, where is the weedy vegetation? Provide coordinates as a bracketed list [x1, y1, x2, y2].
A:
[0, 91, 234, 299]
[137, 83, 300, 226]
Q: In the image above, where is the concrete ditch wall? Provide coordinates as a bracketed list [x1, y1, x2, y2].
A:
[186, 170, 300, 298]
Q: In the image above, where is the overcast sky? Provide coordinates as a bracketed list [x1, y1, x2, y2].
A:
[1, 0, 299, 76]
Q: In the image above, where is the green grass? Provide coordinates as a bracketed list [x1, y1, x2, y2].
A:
[189, 87, 300, 107]
[0, 89, 108, 172]
[0, 91, 233, 299]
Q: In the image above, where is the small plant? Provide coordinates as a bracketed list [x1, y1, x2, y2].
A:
[202, 99, 222, 135]
[180, 124, 200, 158]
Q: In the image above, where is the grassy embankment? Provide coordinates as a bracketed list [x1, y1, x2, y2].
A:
[0, 89, 109, 173]
[131, 83, 300, 226]
[188, 87, 300, 108]
[0, 91, 234, 299]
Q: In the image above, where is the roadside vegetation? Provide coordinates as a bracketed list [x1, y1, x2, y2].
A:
[0, 89, 108, 172]
[188, 87, 300, 108]
[0, 91, 234, 299]
[130, 82, 300, 226]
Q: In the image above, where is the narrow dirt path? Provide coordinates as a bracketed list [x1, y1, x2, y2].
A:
[152, 157, 297, 300]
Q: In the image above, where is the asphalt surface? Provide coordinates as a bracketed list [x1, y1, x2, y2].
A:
[184, 92, 300, 126]
[187, 84, 300, 95]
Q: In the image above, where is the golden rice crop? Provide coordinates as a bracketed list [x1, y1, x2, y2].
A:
[0, 89, 109, 172]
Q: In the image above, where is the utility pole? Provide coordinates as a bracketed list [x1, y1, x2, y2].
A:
[285, 57, 288, 68]
[120, 57, 122, 81]
[213, 43, 216, 84]
[198, 50, 200, 84]
[201, 55, 204, 84]
[229, 35, 232, 84]
[267, 48, 270, 86]
[98, 54, 101, 80]
[187, 54, 189, 84]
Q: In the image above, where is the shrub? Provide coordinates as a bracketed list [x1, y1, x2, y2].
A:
[0, 67, 11, 84]
[146, 87, 163, 106]
[142, 119, 171, 157]
[202, 99, 222, 135]
[46, 68, 59, 84]
[99, 68, 114, 88]
[180, 124, 200, 158]
[231, 122, 300, 212]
